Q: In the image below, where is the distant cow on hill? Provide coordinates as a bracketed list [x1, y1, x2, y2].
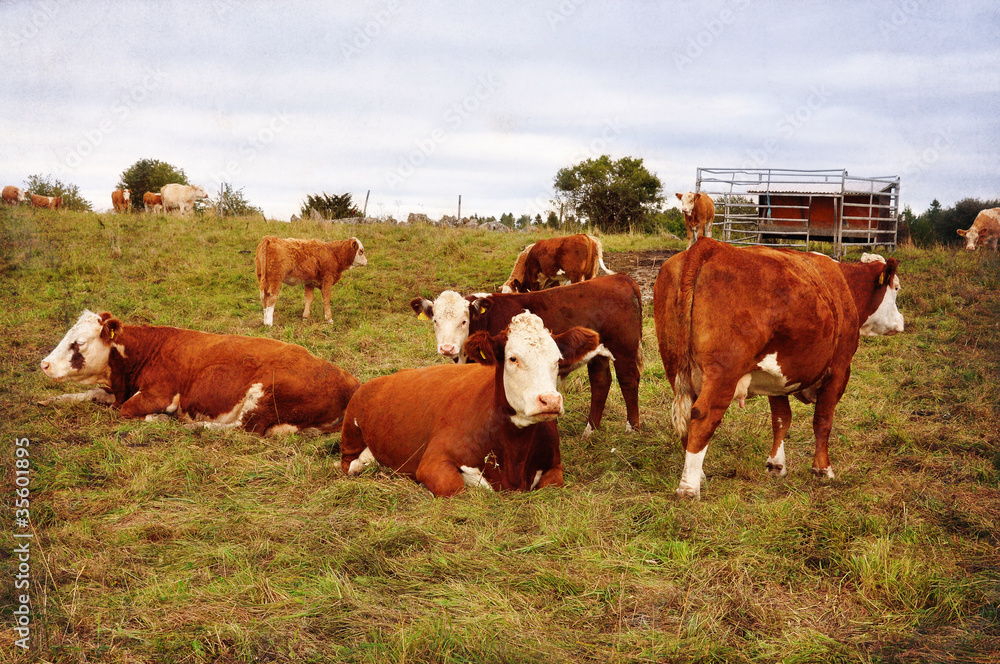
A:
[2, 186, 26, 205]
[30, 194, 62, 210]
[957, 208, 1000, 251]
[143, 192, 164, 214]
[653, 238, 904, 499]
[675, 192, 715, 248]
[341, 312, 604, 496]
[501, 234, 614, 293]
[161, 183, 208, 215]
[112, 189, 130, 213]
[255, 236, 368, 326]
[39, 310, 359, 435]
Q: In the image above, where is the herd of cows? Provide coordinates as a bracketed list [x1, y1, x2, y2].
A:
[2, 183, 209, 215]
[21, 183, 996, 498]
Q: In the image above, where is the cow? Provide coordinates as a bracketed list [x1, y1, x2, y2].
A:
[160, 183, 208, 215]
[255, 236, 368, 326]
[500, 234, 614, 293]
[653, 238, 904, 499]
[112, 189, 130, 213]
[2, 186, 26, 205]
[675, 192, 715, 248]
[410, 273, 643, 435]
[143, 191, 164, 214]
[957, 208, 1000, 251]
[39, 310, 359, 435]
[341, 312, 604, 496]
[30, 194, 62, 209]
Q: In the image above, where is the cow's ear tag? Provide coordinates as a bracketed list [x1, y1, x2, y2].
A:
[417, 312, 429, 321]
[109, 330, 115, 340]
[879, 273, 885, 285]
[478, 306, 486, 314]
[480, 350, 487, 360]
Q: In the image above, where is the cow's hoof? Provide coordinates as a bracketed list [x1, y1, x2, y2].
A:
[324, 319, 334, 324]
[765, 461, 786, 477]
[811, 466, 835, 480]
[582, 423, 594, 438]
[675, 486, 700, 500]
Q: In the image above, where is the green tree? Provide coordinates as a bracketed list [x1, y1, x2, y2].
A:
[214, 182, 263, 218]
[299, 192, 360, 220]
[23, 174, 92, 211]
[553, 155, 663, 233]
[117, 159, 189, 211]
[499, 212, 515, 228]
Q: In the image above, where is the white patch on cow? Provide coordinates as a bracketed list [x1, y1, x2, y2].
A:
[263, 305, 275, 327]
[860, 253, 886, 264]
[165, 393, 181, 414]
[814, 466, 835, 479]
[429, 290, 472, 360]
[207, 382, 265, 427]
[739, 353, 802, 400]
[40, 310, 113, 385]
[529, 470, 543, 490]
[582, 422, 594, 438]
[460, 465, 494, 490]
[766, 441, 787, 477]
[561, 343, 614, 375]
[348, 447, 376, 475]
[961, 227, 980, 250]
[503, 313, 564, 428]
[676, 447, 707, 499]
[671, 374, 695, 439]
[350, 238, 368, 267]
[859, 279, 904, 337]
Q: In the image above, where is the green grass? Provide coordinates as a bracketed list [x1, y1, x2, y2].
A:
[1, 208, 998, 663]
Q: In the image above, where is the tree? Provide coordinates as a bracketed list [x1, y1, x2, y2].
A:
[553, 155, 663, 233]
[214, 182, 263, 218]
[23, 174, 92, 211]
[117, 159, 189, 211]
[299, 192, 360, 220]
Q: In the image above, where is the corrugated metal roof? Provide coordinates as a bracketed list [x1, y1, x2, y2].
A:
[747, 181, 895, 195]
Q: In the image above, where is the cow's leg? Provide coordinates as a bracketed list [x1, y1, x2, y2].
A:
[320, 276, 341, 323]
[119, 390, 181, 420]
[340, 417, 377, 475]
[766, 395, 792, 477]
[302, 285, 315, 320]
[685, 223, 695, 248]
[810, 368, 850, 479]
[614, 355, 641, 432]
[582, 355, 613, 437]
[37, 388, 115, 407]
[261, 281, 281, 326]
[533, 466, 564, 489]
[415, 457, 467, 497]
[704, 220, 713, 239]
[677, 371, 737, 499]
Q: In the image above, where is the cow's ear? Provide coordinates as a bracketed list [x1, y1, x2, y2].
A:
[100, 316, 123, 344]
[675, 192, 683, 200]
[880, 258, 899, 287]
[957, 229, 967, 237]
[470, 297, 492, 319]
[553, 327, 602, 367]
[509, 278, 523, 293]
[409, 297, 433, 321]
[465, 331, 498, 365]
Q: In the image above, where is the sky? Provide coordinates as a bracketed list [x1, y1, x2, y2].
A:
[2, 0, 997, 221]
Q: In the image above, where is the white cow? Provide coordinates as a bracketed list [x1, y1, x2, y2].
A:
[161, 184, 209, 216]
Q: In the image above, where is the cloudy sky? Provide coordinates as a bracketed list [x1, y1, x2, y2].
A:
[2, 0, 997, 220]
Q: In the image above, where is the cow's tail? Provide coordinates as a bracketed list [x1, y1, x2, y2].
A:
[589, 235, 615, 277]
[255, 237, 272, 298]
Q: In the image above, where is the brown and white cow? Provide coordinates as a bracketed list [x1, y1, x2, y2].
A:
[30, 193, 63, 210]
[411, 273, 643, 435]
[957, 208, 1000, 251]
[653, 238, 904, 499]
[143, 192, 164, 213]
[341, 313, 603, 496]
[39, 310, 359, 435]
[675, 192, 715, 248]
[2, 186, 26, 205]
[255, 236, 367, 326]
[160, 183, 208, 215]
[112, 189, 130, 213]
[500, 234, 614, 293]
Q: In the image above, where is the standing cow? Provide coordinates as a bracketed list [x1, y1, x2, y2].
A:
[255, 236, 368, 326]
[654, 238, 904, 499]
[341, 313, 603, 496]
[112, 189, 131, 213]
[143, 192, 164, 214]
[39, 310, 359, 435]
[161, 183, 208, 215]
[501, 234, 614, 293]
[30, 194, 63, 210]
[957, 208, 1000, 251]
[675, 192, 715, 248]
[2, 186, 26, 205]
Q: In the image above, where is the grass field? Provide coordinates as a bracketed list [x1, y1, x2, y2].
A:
[1, 207, 998, 663]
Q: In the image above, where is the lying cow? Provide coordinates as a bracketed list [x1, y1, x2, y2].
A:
[653, 238, 904, 499]
[112, 189, 130, 213]
[675, 192, 715, 248]
[30, 193, 63, 209]
[2, 186, 26, 205]
[501, 233, 614, 293]
[411, 273, 643, 435]
[39, 310, 359, 435]
[160, 183, 208, 215]
[957, 208, 1000, 251]
[255, 236, 368, 326]
[143, 191, 164, 214]
[341, 313, 603, 496]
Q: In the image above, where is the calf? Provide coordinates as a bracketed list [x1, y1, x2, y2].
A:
[2, 186, 26, 205]
[675, 192, 715, 248]
[39, 310, 359, 435]
[411, 273, 643, 435]
[341, 313, 603, 496]
[653, 238, 904, 499]
[30, 194, 63, 209]
[255, 236, 368, 326]
[501, 234, 614, 293]
[143, 192, 164, 213]
[957, 208, 1000, 251]
[112, 189, 130, 213]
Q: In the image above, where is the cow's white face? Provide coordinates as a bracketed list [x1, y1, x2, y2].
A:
[678, 192, 696, 216]
[860, 274, 904, 337]
[960, 228, 980, 251]
[192, 186, 208, 199]
[16, 188, 25, 202]
[40, 310, 114, 385]
[501, 313, 564, 427]
[351, 238, 368, 267]
[429, 290, 471, 359]
[123, 190, 130, 202]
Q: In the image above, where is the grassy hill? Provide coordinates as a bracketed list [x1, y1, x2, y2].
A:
[1, 207, 998, 663]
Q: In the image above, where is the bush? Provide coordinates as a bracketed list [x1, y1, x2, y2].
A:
[214, 182, 263, 218]
[300, 192, 360, 220]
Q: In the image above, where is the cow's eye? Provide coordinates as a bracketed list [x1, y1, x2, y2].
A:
[508, 356, 518, 365]
[460, 320, 467, 327]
